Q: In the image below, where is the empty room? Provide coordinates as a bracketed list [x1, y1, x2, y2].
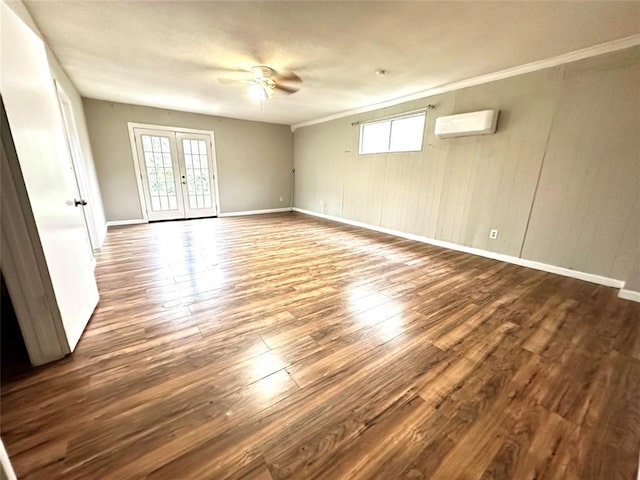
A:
[1, 1, 639, 479]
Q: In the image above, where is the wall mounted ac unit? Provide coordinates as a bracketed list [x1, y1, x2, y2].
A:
[435, 110, 499, 138]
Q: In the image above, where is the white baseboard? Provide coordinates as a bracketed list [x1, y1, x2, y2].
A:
[107, 209, 293, 223]
[106, 219, 148, 227]
[619, 289, 640, 303]
[293, 208, 637, 301]
[219, 208, 292, 217]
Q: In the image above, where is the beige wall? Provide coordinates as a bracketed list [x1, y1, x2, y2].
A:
[521, 50, 640, 285]
[294, 47, 640, 292]
[83, 100, 293, 221]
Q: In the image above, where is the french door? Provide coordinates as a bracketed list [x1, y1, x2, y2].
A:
[133, 127, 218, 221]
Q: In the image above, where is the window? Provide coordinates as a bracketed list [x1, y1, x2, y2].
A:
[359, 112, 426, 154]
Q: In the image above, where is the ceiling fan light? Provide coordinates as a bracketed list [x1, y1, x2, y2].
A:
[249, 82, 269, 101]
[265, 82, 276, 98]
[252, 65, 273, 79]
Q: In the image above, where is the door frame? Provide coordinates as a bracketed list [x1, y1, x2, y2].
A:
[127, 122, 221, 222]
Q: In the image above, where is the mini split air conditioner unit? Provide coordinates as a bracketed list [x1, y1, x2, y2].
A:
[434, 110, 499, 138]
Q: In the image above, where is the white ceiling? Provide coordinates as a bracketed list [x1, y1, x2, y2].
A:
[24, 1, 640, 126]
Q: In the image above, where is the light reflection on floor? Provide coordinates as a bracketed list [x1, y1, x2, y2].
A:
[347, 285, 406, 341]
[149, 221, 228, 297]
[252, 350, 286, 386]
[254, 368, 291, 399]
[347, 286, 390, 313]
[371, 314, 405, 343]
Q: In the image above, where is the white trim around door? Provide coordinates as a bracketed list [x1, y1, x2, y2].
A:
[127, 123, 222, 222]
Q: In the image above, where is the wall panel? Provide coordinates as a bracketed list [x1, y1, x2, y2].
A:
[522, 49, 640, 282]
[294, 46, 640, 292]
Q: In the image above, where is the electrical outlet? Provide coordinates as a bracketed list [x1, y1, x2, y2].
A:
[489, 229, 499, 240]
[279, 196, 284, 202]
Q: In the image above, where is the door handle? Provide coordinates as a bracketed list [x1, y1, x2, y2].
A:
[74, 199, 88, 207]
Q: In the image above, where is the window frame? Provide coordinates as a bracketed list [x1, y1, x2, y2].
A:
[358, 111, 426, 155]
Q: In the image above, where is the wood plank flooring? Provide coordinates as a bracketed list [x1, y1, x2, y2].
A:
[2, 212, 639, 479]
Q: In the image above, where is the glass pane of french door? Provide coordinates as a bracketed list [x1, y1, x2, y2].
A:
[142, 134, 178, 211]
[177, 132, 217, 218]
[134, 128, 185, 221]
[183, 138, 212, 209]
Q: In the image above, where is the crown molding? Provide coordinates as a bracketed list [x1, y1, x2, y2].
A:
[291, 34, 640, 131]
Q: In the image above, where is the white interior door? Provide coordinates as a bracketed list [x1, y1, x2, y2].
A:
[134, 128, 185, 221]
[133, 127, 218, 220]
[176, 132, 218, 218]
[1, 1, 98, 352]
[56, 83, 99, 252]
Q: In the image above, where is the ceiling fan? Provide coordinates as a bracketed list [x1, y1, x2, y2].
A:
[218, 66, 302, 101]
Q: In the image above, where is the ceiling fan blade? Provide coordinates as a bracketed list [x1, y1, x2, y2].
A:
[215, 68, 254, 83]
[275, 84, 300, 95]
[273, 71, 302, 84]
[209, 66, 251, 75]
[218, 77, 249, 85]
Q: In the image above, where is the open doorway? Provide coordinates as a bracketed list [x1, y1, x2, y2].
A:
[0, 272, 30, 380]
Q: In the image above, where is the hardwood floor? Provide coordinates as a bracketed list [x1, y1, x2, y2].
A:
[2, 212, 639, 479]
